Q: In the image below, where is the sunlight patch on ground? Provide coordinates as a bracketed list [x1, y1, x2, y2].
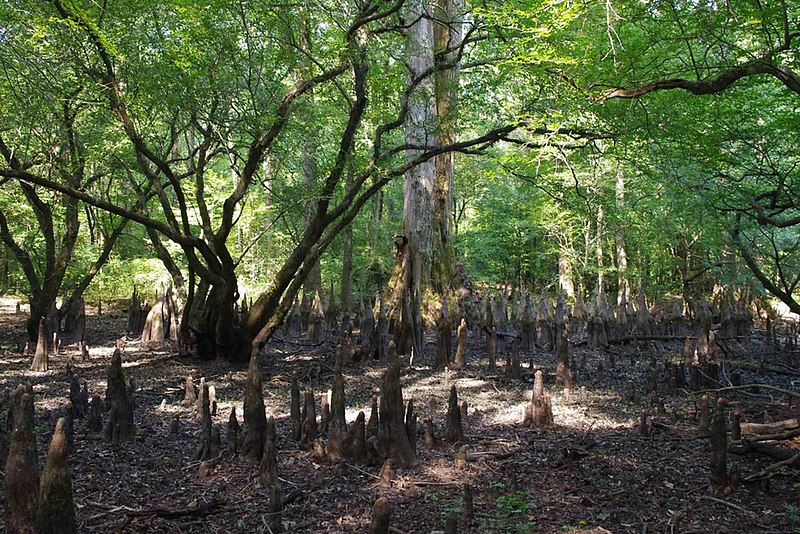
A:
[0, 297, 24, 314]
[91, 346, 117, 359]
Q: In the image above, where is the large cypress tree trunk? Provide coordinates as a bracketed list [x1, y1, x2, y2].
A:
[386, 0, 462, 357]
[396, 0, 436, 358]
[431, 0, 463, 293]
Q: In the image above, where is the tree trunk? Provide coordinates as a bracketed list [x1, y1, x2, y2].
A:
[394, 0, 437, 359]
[300, 15, 322, 301]
[615, 169, 630, 309]
[341, 155, 355, 315]
[596, 192, 605, 299]
[431, 0, 463, 294]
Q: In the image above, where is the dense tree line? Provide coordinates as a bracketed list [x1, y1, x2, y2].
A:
[0, 0, 797, 361]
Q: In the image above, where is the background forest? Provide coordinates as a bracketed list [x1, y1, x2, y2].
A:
[2, 1, 800, 533]
[0, 0, 797, 339]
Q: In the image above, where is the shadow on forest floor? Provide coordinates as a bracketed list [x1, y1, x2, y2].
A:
[1, 303, 799, 533]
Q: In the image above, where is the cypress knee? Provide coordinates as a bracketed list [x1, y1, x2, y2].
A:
[5, 386, 39, 534]
[38, 418, 76, 534]
[444, 385, 464, 443]
[368, 496, 390, 534]
[242, 354, 267, 463]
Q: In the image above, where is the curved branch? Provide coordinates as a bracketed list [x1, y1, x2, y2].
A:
[601, 60, 800, 100]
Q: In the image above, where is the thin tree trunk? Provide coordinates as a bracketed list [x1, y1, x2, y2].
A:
[615, 169, 630, 309]
[300, 15, 322, 300]
[596, 188, 605, 298]
[341, 155, 355, 315]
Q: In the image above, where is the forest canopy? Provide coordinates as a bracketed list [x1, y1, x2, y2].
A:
[0, 0, 797, 358]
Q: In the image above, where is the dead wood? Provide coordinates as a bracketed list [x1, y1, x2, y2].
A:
[697, 383, 800, 399]
[90, 499, 227, 519]
[696, 394, 710, 438]
[740, 418, 799, 435]
[736, 427, 800, 442]
[709, 398, 729, 494]
[729, 440, 800, 463]
[38, 418, 76, 534]
[743, 452, 800, 481]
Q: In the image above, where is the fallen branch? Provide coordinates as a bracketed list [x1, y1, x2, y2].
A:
[744, 451, 800, 481]
[742, 427, 800, 442]
[699, 495, 748, 513]
[729, 440, 798, 461]
[696, 384, 800, 399]
[85, 499, 226, 519]
[740, 419, 799, 435]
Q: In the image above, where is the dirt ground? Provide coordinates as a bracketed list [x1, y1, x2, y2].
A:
[1, 299, 799, 533]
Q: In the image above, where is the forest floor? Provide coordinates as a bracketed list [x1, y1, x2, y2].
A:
[1, 299, 799, 533]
